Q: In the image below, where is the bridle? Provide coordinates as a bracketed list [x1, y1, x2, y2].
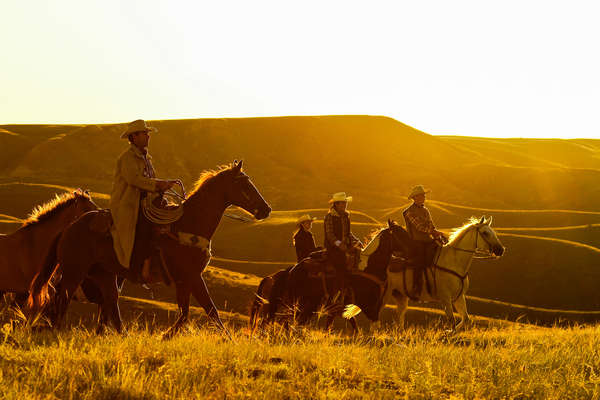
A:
[431, 225, 499, 301]
[447, 226, 498, 259]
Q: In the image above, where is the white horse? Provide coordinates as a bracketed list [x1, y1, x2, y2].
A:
[384, 216, 504, 330]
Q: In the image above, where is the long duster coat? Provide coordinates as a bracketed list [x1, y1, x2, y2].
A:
[110, 144, 159, 268]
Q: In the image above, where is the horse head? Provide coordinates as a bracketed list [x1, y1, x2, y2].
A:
[225, 160, 271, 220]
[475, 215, 505, 257]
[72, 188, 98, 215]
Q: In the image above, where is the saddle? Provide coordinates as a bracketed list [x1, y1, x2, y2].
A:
[388, 255, 419, 273]
[302, 248, 363, 282]
[303, 250, 336, 278]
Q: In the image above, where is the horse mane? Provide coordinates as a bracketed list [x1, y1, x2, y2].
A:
[447, 217, 480, 245]
[187, 163, 238, 199]
[362, 226, 386, 247]
[22, 191, 89, 228]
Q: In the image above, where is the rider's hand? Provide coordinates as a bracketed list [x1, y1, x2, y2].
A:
[156, 180, 176, 192]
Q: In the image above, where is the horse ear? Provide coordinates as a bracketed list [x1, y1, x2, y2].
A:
[237, 159, 244, 169]
[487, 216, 493, 226]
[479, 216, 485, 224]
[388, 219, 392, 227]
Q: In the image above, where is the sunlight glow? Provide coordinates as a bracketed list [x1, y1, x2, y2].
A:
[1, 1, 599, 138]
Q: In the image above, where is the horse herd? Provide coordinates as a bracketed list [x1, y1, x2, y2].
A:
[0, 161, 505, 338]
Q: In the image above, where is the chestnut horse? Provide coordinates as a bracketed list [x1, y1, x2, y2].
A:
[0, 189, 97, 304]
[29, 161, 271, 337]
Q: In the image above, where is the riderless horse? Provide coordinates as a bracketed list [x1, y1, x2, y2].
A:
[0, 190, 97, 306]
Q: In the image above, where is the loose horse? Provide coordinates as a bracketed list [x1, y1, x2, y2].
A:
[29, 161, 271, 337]
[381, 216, 505, 330]
[0, 190, 97, 305]
[260, 220, 410, 332]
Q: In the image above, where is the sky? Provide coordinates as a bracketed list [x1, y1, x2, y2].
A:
[1, 1, 599, 139]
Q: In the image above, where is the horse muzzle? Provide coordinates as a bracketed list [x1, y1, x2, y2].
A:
[253, 205, 271, 220]
[493, 246, 505, 257]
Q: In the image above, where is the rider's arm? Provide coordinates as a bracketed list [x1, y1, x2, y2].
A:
[324, 214, 340, 247]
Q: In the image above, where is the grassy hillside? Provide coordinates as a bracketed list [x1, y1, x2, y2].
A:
[1, 116, 600, 323]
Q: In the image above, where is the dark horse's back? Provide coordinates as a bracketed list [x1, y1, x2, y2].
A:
[249, 267, 291, 330]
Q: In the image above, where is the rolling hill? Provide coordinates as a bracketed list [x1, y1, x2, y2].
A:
[1, 116, 600, 325]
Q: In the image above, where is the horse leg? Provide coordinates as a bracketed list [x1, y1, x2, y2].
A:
[53, 262, 91, 329]
[392, 292, 409, 331]
[190, 275, 231, 338]
[441, 298, 456, 331]
[92, 270, 123, 334]
[95, 304, 108, 335]
[453, 294, 471, 330]
[163, 282, 191, 340]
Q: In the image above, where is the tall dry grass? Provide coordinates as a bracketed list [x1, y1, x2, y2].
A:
[1, 317, 599, 399]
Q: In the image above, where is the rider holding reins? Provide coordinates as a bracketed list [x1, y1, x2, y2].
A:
[324, 192, 362, 298]
[403, 185, 447, 295]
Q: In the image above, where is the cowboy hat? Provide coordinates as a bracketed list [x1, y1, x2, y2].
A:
[329, 192, 353, 203]
[408, 185, 431, 199]
[296, 214, 317, 225]
[120, 119, 158, 139]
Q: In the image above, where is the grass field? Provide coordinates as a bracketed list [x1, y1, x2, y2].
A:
[1, 321, 599, 399]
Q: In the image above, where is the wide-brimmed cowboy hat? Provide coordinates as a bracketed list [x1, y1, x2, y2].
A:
[120, 119, 158, 139]
[408, 185, 431, 199]
[329, 192, 353, 203]
[297, 214, 317, 225]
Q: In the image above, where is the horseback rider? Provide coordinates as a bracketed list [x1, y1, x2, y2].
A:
[403, 185, 447, 295]
[109, 119, 179, 283]
[293, 214, 322, 262]
[323, 192, 362, 298]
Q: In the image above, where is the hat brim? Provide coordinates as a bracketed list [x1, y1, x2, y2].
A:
[408, 190, 431, 199]
[297, 217, 317, 224]
[329, 196, 353, 203]
[120, 126, 158, 139]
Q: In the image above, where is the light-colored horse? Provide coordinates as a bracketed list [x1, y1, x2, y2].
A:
[385, 216, 505, 330]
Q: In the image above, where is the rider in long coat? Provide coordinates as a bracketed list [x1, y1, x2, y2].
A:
[402, 185, 447, 294]
[110, 119, 177, 281]
[293, 214, 320, 262]
[323, 192, 361, 296]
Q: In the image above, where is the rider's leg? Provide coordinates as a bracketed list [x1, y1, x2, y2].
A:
[330, 248, 347, 301]
[130, 207, 153, 283]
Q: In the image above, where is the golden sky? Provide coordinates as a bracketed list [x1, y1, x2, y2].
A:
[1, 1, 599, 139]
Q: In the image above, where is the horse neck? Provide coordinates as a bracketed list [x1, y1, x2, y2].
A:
[17, 206, 79, 239]
[363, 232, 391, 280]
[175, 181, 229, 239]
[439, 228, 477, 275]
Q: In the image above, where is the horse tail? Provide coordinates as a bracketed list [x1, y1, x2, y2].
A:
[249, 275, 273, 331]
[27, 232, 62, 311]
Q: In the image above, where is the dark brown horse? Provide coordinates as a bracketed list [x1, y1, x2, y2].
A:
[248, 267, 292, 332]
[260, 220, 410, 332]
[0, 189, 97, 305]
[28, 161, 271, 337]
